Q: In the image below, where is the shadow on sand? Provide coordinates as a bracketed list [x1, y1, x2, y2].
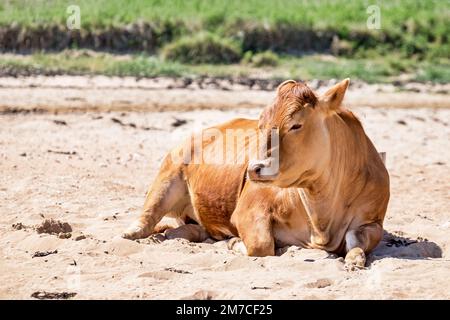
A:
[367, 230, 442, 265]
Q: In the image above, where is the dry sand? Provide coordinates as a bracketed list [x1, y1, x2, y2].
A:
[0, 77, 449, 299]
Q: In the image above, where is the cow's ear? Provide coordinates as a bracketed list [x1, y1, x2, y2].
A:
[277, 79, 296, 92]
[320, 78, 349, 110]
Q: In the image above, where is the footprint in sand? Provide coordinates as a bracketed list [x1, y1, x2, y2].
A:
[305, 278, 333, 289]
[212, 255, 257, 272]
[106, 236, 143, 256]
[138, 267, 192, 281]
[138, 271, 175, 281]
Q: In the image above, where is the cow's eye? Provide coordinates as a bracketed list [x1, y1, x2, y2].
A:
[289, 124, 302, 131]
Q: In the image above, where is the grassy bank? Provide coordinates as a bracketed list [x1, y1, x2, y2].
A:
[0, 1, 448, 83]
[0, 0, 448, 59]
[1, 0, 447, 31]
[1, 51, 448, 84]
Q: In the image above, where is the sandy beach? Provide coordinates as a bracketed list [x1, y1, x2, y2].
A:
[0, 77, 449, 299]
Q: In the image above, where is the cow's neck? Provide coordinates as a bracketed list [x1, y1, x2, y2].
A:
[300, 112, 369, 247]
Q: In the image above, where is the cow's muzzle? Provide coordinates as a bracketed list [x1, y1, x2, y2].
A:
[247, 158, 278, 182]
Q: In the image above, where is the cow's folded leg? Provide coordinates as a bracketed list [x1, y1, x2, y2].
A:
[122, 157, 187, 240]
[154, 216, 185, 233]
[227, 237, 248, 255]
[232, 209, 275, 257]
[122, 220, 153, 240]
[165, 224, 209, 242]
[344, 222, 383, 271]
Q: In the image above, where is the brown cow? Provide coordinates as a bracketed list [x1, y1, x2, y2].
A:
[122, 79, 390, 270]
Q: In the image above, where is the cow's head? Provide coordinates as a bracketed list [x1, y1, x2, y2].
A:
[247, 78, 350, 188]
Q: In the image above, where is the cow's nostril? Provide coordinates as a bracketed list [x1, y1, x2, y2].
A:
[248, 161, 267, 180]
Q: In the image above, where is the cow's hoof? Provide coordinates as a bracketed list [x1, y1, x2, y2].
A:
[121, 223, 151, 240]
[227, 237, 248, 255]
[344, 247, 366, 271]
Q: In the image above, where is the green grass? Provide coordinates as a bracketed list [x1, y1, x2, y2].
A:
[0, 52, 189, 77]
[416, 63, 450, 84]
[243, 51, 280, 67]
[0, 1, 448, 82]
[1, 51, 448, 84]
[1, 1, 448, 58]
[0, 0, 447, 31]
[161, 32, 242, 64]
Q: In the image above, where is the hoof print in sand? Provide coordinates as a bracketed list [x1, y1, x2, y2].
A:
[305, 278, 333, 289]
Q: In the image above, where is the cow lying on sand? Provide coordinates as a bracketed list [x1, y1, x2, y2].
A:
[122, 79, 390, 270]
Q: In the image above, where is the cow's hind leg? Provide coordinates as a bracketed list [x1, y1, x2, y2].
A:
[154, 215, 186, 233]
[165, 224, 209, 242]
[122, 156, 188, 240]
[344, 222, 383, 271]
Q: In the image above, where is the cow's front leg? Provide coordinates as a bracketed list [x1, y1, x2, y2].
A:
[231, 208, 275, 257]
[344, 222, 383, 271]
[227, 237, 248, 255]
